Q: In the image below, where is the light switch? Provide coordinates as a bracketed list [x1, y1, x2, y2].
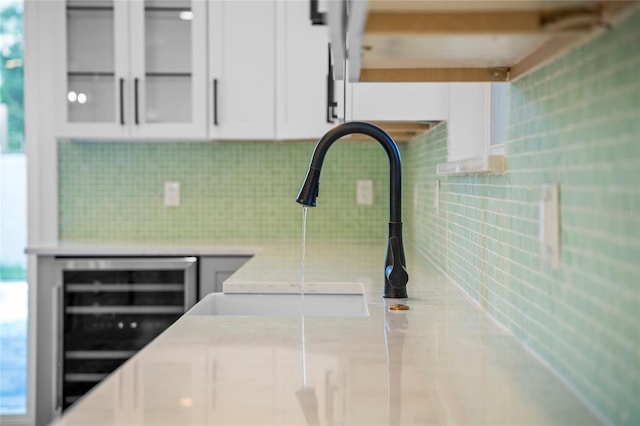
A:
[539, 183, 560, 267]
[164, 181, 181, 207]
[433, 179, 440, 214]
[356, 179, 374, 206]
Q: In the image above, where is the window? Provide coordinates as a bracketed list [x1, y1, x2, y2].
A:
[0, 0, 27, 418]
[489, 82, 508, 153]
[437, 82, 508, 175]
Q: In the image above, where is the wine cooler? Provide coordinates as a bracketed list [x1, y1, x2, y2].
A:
[55, 257, 197, 410]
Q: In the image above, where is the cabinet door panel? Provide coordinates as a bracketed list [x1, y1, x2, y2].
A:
[349, 83, 450, 121]
[143, 9, 192, 74]
[57, 0, 206, 139]
[209, 1, 276, 139]
[275, 1, 335, 140]
[130, 0, 207, 139]
[198, 256, 251, 298]
[66, 8, 115, 74]
[67, 74, 116, 123]
[145, 75, 192, 123]
[56, 0, 130, 138]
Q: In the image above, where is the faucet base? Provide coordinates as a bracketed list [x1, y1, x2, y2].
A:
[383, 288, 408, 299]
[384, 222, 409, 299]
[296, 122, 410, 299]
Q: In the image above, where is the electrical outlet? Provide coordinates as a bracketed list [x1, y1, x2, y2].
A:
[356, 179, 374, 206]
[433, 179, 440, 214]
[539, 183, 560, 267]
[164, 181, 181, 207]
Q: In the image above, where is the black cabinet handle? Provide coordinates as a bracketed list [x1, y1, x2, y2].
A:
[213, 78, 219, 126]
[134, 78, 139, 125]
[310, 0, 326, 25]
[326, 44, 338, 123]
[119, 78, 125, 125]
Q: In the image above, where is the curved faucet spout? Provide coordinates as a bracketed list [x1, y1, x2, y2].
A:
[296, 121, 409, 298]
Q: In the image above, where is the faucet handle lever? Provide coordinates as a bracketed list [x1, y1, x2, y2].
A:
[385, 236, 408, 289]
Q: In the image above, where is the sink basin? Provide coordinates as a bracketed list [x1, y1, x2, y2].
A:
[186, 292, 369, 317]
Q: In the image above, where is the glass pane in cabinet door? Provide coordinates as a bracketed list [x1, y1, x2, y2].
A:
[66, 0, 116, 123]
[145, 76, 191, 123]
[144, 1, 192, 123]
[67, 75, 115, 123]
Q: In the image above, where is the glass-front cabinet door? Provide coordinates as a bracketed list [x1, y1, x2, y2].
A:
[58, 0, 129, 138]
[56, 0, 206, 139]
[129, 0, 206, 139]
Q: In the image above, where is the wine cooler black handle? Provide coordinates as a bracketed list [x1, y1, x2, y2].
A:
[213, 78, 219, 126]
[55, 284, 63, 411]
[134, 78, 140, 125]
[119, 78, 125, 125]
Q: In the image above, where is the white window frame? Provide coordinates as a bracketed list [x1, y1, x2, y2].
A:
[437, 82, 507, 176]
[488, 82, 508, 156]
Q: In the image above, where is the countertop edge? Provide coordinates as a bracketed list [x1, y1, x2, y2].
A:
[25, 245, 262, 257]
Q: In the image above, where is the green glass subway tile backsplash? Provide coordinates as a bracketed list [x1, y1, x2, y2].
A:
[59, 140, 397, 243]
[57, 9, 640, 424]
[406, 10, 640, 426]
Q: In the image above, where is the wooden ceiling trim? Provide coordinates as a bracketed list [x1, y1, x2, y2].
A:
[345, 121, 436, 142]
[353, 1, 640, 82]
[511, 2, 639, 80]
[360, 67, 509, 82]
[365, 11, 542, 34]
[509, 34, 583, 81]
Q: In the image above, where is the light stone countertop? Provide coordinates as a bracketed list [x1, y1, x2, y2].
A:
[26, 241, 262, 257]
[53, 240, 600, 426]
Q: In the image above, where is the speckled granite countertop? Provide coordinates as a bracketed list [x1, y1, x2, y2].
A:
[53, 241, 600, 426]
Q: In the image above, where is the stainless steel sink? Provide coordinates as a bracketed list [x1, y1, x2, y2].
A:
[186, 292, 369, 317]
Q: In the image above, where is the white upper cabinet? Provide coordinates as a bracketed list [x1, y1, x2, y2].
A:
[55, 0, 128, 139]
[434, 82, 508, 176]
[275, 1, 337, 140]
[129, 0, 207, 139]
[208, 0, 276, 140]
[208, 0, 339, 141]
[56, 0, 207, 140]
[447, 83, 489, 162]
[325, 0, 449, 124]
[346, 82, 449, 122]
[54, 0, 340, 141]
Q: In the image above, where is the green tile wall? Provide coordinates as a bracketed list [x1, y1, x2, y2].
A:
[58, 9, 639, 424]
[406, 10, 640, 425]
[59, 140, 399, 243]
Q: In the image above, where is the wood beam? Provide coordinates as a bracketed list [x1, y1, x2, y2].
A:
[345, 121, 435, 142]
[360, 67, 509, 82]
[364, 5, 611, 35]
[510, 35, 582, 81]
[511, 2, 639, 80]
[365, 11, 543, 34]
[370, 121, 434, 132]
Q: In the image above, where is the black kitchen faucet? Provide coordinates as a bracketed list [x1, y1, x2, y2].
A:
[296, 121, 409, 298]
